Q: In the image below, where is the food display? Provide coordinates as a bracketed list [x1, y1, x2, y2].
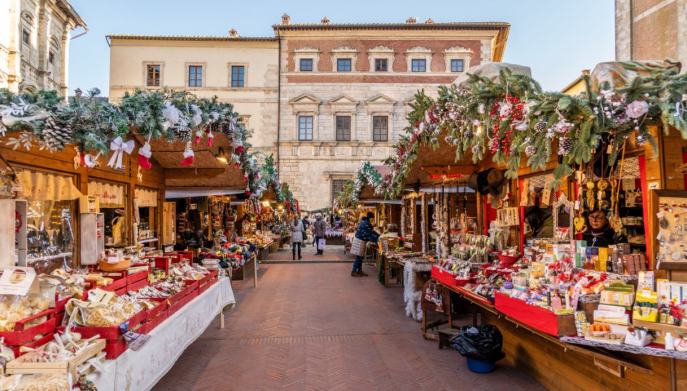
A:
[0, 295, 51, 332]
[65, 290, 144, 327]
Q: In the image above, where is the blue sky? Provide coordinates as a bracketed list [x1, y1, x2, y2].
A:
[68, 0, 615, 95]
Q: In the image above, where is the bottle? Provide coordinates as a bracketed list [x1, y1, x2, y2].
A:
[665, 332, 675, 350]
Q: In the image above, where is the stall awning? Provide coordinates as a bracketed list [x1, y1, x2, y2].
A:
[88, 181, 125, 208]
[135, 188, 159, 208]
[17, 170, 82, 201]
[165, 188, 245, 199]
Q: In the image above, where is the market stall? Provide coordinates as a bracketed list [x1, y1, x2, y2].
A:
[363, 61, 687, 390]
[0, 88, 264, 388]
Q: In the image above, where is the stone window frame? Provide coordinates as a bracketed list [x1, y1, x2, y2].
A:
[366, 95, 396, 143]
[184, 62, 206, 89]
[293, 47, 320, 72]
[228, 62, 248, 88]
[405, 47, 432, 73]
[334, 114, 352, 141]
[297, 114, 315, 141]
[143, 61, 164, 88]
[331, 47, 358, 73]
[368, 46, 395, 73]
[331, 178, 350, 205]
[329, 95, 358, 142]
[20, 11, 34, 48]
[444, 46, 473, 73]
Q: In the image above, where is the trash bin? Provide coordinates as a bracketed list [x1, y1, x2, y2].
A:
[451, 325, 505, 374]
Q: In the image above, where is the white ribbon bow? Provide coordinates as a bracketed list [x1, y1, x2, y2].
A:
[107, 136, 135, 169]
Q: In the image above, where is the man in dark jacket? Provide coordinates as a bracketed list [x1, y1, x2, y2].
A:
[352, 212, 379, 277]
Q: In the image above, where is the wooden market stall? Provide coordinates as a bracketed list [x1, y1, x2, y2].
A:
[377, 61, 687, 390]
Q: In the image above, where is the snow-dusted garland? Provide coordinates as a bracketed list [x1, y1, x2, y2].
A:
[367, 61, 687, 199]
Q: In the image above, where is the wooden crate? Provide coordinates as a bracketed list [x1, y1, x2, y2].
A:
[6, 339, 105, 376]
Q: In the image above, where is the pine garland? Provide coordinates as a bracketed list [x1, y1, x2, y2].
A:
[371, 62, 687, 199]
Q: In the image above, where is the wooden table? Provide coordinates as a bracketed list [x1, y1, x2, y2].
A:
[431, 279, 684, 390]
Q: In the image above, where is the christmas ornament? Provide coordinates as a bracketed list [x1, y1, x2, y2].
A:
[161, 102, 181, 130]
[626, 100, 649, 119]
[107, 136, 135, 170]
[558, 137, 573, 155]
[41, 116, 72, 152]
[138, 141, 153, 170]
[179, 142, 195, 167]
[636, 132, 648, 146]
[190, 104, 202, 127]
[534, 121, 547, 133]
[83, 153, 100, 168]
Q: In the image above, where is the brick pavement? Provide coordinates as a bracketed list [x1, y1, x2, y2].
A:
[154, 248, 543, 391]
[263, 244, 352, 263]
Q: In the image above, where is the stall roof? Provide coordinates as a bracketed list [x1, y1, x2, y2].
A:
[165, 188, 245, 199]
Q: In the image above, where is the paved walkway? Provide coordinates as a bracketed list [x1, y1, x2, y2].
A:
[154, 248, 542, 391]
[263, 244, 351, 263]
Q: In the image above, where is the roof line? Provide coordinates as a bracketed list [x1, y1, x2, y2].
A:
[272, 22, 510, 31]
[107, 34, 277, 42]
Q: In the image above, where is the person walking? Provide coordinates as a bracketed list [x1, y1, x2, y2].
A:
[301, 215, 310, 248]
[313, 214, 327, 256]
[351, 212, 379, 277]
[291, 217, 304, 260]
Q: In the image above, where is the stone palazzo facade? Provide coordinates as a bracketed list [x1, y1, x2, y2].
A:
[0, 0, 85, 96]
[109, 16, 509, 210]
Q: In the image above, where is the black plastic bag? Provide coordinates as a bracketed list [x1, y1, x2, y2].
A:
[450, 325, 505, 362]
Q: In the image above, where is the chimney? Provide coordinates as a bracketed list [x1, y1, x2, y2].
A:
[406, 17, 417, 24]
[424, 18, 434, 24]
[228, 28, 239, 38]
[321, 16, 330, 25]
[281, 13, 291, 25]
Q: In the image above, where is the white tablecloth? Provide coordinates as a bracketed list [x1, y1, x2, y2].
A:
[89, 278, 235, 391]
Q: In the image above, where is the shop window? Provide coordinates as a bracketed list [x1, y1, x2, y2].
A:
[335, 115, 351, 141]
[450, 59, 465, 73]
[332, 179, 348, 202]
[146, 64, 161, 87]
[298, 115, 313, 141]
[299, 58, 313, 72]
[411, 59, 426, 72]
[337, 58, 352, 72]
[372, 115, 388, 142]
[231, 65, 245, 87]
[188, 65, 203, 87]
[374, 58, 388, 72]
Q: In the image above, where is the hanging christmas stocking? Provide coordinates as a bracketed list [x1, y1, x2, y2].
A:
[180, 144, 195, 167]
[194, 129, 203, 145]
[138, 142, 153, 170]
[207, 129, 214, 147]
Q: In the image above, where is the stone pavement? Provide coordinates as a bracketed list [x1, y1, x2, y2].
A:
[154, 248, 543, 391]
[263, 243, 352, 263]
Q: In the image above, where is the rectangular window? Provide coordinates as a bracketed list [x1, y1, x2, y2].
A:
[374, 58, 388, 72]
[298, 115, 313, 141]
[332, 179, 348, 202]
[22, 29, 30, 45]
[337, 58, 352, 72]
[450, 59, 465, 73]
[373, 116, 389, 142]
[411, 59, 426, 72]
[188, 65, 203, 87]
[48, 51, 55, 65]
[146, 64, 161, 87]
[299, 58, 313, 72]
[231, 65, 245, 87]
[335, 115, 351, 141]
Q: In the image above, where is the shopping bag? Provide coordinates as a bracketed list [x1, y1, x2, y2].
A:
[351, 237, 366, 256]
[317, 238, 326, 251]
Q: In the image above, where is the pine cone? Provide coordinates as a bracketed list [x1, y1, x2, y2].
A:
[558, 137, 573, 155]
[42, 116, 73, 151]
[534, 121, 547, 133]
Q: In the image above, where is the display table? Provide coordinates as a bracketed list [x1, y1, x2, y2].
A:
[89, 278, 236, 391]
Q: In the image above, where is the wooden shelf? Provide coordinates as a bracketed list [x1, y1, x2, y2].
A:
[657, 261, 687, 271]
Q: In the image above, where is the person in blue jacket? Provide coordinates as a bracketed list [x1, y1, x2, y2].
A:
[352, 212, 379, 277]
